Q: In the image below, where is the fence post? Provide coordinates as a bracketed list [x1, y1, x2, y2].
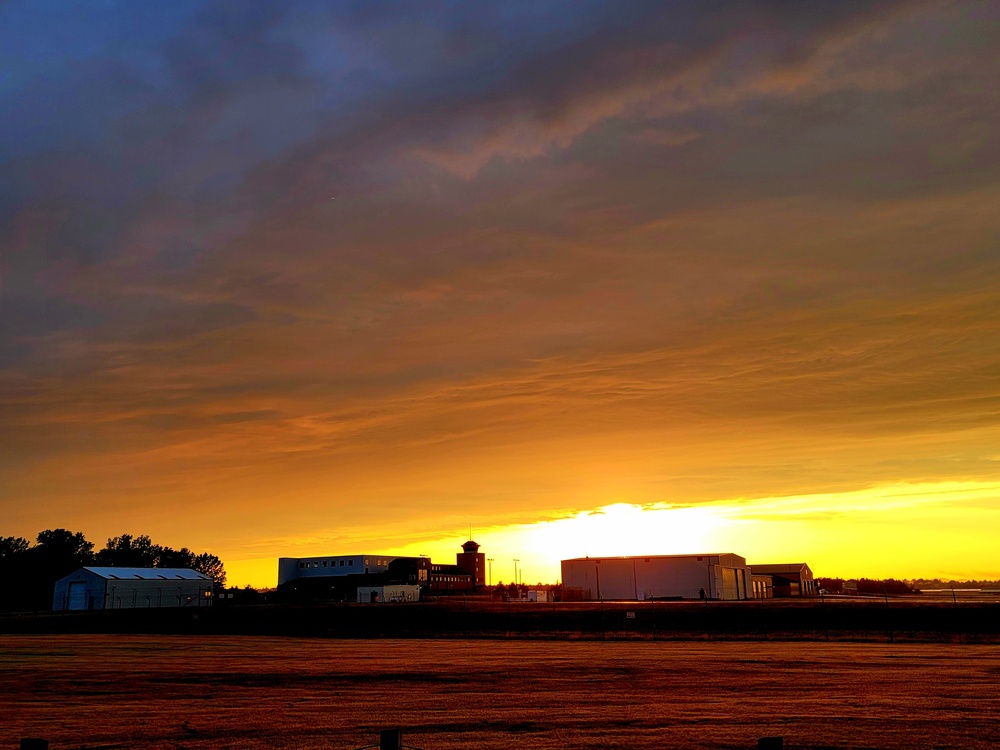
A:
[379, 728, 402, 750]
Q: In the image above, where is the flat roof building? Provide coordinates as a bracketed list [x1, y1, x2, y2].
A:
[277, 542, 484, 599]
[277, 554, 398, 587]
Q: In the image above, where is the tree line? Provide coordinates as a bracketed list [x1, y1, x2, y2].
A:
[0, 528, 226, 612]
[817, 577, 915, 595]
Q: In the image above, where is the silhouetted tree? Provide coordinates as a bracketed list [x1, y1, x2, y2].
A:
[95, 533, 225, 587]
[16, 529, 96, 611]
[0, 537, 33, 610]
[157, 546, 196, 568]
[0, 536, 30, 559]
[96, 534, 160, 567]
[191, 552, 226, 588]
[32, 529, 95, 578]
[35, 528, 94, 560]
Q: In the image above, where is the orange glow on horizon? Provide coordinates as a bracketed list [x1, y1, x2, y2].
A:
[222, 481, 1000, 588]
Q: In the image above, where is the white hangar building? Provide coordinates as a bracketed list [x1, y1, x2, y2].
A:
[561, 553, 751, 601]
[52, 567, 214, 611]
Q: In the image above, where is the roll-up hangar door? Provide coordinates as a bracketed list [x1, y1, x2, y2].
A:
[67, 581, 89, 610]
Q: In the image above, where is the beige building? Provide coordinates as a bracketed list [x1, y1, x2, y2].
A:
[561, 553, 750, 601]
[750, 563, 817, 597]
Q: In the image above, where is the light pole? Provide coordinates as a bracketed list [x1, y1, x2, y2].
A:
[487, 558, 494, 587]
[513, 559, 520, 590]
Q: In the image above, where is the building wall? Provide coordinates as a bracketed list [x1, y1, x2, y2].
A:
[751, 575, 773, 599]
[277, 554, 393, 586]
[561, 554, 750, 601]
[750, 564, 817, 597]
[456, 551, 486, 587]
[427, 566, 475, 591]
[356, 585, 421, 603]
[102, 578, 212, 609]
[279, 545, 484, 592]
[53, 568, 106, 611]
[53, 569, 212, 611]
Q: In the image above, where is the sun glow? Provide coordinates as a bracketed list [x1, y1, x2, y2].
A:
[222, 481, 1000, 588]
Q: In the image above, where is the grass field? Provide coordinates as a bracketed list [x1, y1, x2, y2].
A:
[3, 635, 1000, 749]
[6, 597, 1000, 642]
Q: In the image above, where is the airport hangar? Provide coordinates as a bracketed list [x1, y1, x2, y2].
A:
[561, 553, 751, 601]
[750, 562, 816, 597]
[53, 567, 214, 611]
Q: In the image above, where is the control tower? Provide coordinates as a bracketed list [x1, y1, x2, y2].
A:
[456, 540, 486, 588]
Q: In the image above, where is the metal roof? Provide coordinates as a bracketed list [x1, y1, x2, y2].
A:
[82, 567, 211, 581]
[749, 563, 811, 575]
[562, 553, 740, 562]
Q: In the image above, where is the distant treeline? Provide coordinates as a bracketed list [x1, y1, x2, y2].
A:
[818, 578, 916, 595]
[0, 529, 226, 612]
[819, 577, 1000, 595]
[492, 582, 530, 599]
[906, 578, 1000, 589]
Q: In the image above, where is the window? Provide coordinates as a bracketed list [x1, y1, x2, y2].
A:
[323, 561, 327, 568]
[340, 560, 345, 567]
[299, 562, 306, 569]
[348, 560, 353, 567]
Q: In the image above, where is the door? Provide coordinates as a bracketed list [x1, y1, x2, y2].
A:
[67, 581, 88, 610]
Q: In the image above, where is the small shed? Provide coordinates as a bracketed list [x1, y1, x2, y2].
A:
[750, 563, 816, 597]
[356, 584, 420, 603]
[53, 567, 213, 611]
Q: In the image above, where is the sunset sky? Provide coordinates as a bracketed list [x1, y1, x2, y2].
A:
[3, 1, 999, 588]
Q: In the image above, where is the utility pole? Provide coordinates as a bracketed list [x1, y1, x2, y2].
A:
[487, 558, 494, 587]
[513, 559, 520, 590]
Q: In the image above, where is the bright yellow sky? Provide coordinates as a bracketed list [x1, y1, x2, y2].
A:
[4, 3, 1000, 588]
[221, 481, 1000, 588]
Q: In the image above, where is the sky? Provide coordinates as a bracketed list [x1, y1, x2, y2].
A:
[2, 1, 999, 588]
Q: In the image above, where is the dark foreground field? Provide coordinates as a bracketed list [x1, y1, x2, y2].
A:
[3, 635, 1000, 750]
[5, 598, 1000, 642]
